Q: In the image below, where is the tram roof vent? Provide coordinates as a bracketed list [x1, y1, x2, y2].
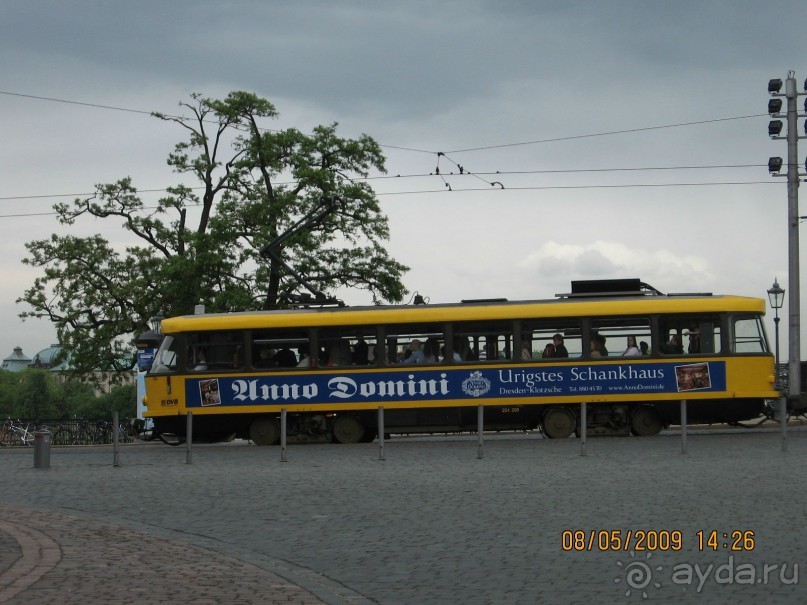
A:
[461, 297, 509, 304]
[558, 278, 664, 299]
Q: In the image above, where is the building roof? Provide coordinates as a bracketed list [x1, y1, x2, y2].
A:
[1, 346, 32, 372]
[30, 344, 63, 368]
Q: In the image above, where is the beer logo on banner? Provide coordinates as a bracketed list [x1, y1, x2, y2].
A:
[462, 370, 491, 397]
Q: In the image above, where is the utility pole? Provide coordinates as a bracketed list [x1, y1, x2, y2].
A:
[768, 71, 807, 408]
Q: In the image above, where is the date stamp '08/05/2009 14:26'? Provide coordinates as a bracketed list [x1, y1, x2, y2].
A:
[561, 529, 757, 553]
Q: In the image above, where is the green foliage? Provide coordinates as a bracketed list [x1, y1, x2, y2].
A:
[75, 384, 136, 420]
[0, 369, 60, 419]
[56, 379, 96, 419]
[0, 370, 134, 421]
[18, 92, 408, 374]
[16, 369, 58, 420]
[0, 371, 19, 417]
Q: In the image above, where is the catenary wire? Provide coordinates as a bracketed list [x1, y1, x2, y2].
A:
[0, 180, 781, 219]
[0, 89, 767, 157]
[443, 114, 767, 154]
[0, 164, 772, 203]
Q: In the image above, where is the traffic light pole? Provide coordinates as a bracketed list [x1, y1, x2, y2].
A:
[769, 70, 806, 407]
[784, 74, 802, 404]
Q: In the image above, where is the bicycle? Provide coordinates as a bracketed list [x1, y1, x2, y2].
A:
[37, 423, 73, 446]
[115, 420, 134, 444]
[73, 419, 124, 445]
[73, 418, 104, 445]
[0, 419, 35, 447]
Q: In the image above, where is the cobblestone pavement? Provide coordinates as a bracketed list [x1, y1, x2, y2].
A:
[1, 426, 805, 604]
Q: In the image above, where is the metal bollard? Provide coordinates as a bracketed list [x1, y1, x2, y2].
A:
[33, 431, 51, 469]
[113, 411, 120, 468]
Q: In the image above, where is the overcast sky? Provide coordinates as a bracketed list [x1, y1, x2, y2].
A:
[1, 0, 805, 362]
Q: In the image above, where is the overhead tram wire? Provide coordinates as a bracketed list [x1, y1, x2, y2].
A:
[0, 90, 768, 180]
[375, 181, 778, 196]
[398, 115, 766, 190]
[0, 90, 775, 213]
[0, 90, 176, 119]
[0, 187, 194, 202]
[441, 114, 768, 154]
[434, 152, 498, 189]
[0, 163, 770, 204]
[0, 89, 767, 157]
[360, 163, 768, 182]
[0, 89, 431, 151]
[0, 180, 780, 219]
[0, 90, 257, 133]
[419, 114, 767, 190]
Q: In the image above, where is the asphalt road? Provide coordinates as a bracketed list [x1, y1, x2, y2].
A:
[1, 426, 805, 604]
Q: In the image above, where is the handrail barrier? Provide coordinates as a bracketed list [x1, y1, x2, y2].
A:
[1, 418, 137, 447]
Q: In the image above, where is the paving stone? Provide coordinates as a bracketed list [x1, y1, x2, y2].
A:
[0, 427, 805, 604]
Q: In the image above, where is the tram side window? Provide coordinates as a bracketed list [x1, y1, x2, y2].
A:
[453, 321, 514, 362]
[319, 328, 377, 367]
[732, 315, 767, 353]
[251, 329, 311, 369]
[385, 324, 445, 364]
[590, 318, 651, 358]
[660, 316, 721, 355]
[187, 331, 244, 371]
[150, 335, 178, 373]
[521, 319, 582, 360]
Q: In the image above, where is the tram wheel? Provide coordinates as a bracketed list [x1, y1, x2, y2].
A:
[630, 406, 663, 436]
[332, 415, 365, 444]
[359, 429, 377, 443]
[542, 407, 576, 439]
[249, 417, 281, 446]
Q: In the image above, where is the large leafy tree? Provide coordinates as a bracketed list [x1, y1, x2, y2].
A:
[18, 92, 408, 376]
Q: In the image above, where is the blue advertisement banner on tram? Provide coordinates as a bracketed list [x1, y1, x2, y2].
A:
[185, 361, 726, 409]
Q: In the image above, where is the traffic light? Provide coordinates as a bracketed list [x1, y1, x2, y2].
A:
[768, 71, 806, 173]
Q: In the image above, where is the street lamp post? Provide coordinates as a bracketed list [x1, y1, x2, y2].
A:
[767, 279, 785, 389]
[767, 278, 787, 451]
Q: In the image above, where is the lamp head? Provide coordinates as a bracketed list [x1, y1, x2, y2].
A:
[767, 279, 785, 310]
